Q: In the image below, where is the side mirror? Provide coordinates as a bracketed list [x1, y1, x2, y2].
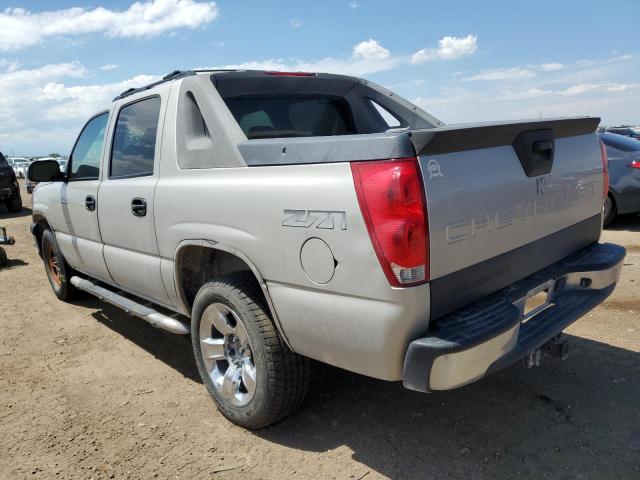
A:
[27, 160, 63, 183]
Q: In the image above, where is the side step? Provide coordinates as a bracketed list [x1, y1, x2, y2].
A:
[70, 276, 190, 335]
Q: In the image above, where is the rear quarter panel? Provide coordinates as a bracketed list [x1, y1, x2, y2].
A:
[154, 162, 431, 380]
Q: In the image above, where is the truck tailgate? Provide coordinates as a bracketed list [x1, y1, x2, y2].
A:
[411, 117, 604, 318]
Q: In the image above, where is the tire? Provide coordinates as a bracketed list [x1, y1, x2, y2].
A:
[0, 248, 7, 267]
[41, 229, 76, 301]
[8, 190, 22, 213]
[191, 272, 310, 429]
[603, 194, 616, 227]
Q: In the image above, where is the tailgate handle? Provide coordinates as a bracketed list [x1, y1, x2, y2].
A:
[533, 140, 553, 154]
[513, 129, 555, 177]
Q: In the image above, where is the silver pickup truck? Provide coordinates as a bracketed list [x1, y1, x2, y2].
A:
[29, 70, 625, 428]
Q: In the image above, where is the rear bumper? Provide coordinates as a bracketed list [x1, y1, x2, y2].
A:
[402, 242, 625, 392]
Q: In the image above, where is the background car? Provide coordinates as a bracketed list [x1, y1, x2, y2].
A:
[599, 132, 640, 225]
[12, 160, 30, 179]
[7, 157, 28, 178]
[0, 152, 22, 212]
[604, 127, 640, 139]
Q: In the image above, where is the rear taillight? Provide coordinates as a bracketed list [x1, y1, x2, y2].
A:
[351, 158, 429, 287]
[599, 139, 609, 199]
[629, 161, 640, 169]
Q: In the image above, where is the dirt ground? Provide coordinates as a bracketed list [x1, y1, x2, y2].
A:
[1, 182, 639, 480]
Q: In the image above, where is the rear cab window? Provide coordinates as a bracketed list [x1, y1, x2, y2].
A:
[211, 72, 440, 139]
[0, 153, 7, 167]
[224, 95, 355, 139]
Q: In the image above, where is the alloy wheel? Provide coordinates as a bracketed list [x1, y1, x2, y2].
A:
[199, 303, 257, 407]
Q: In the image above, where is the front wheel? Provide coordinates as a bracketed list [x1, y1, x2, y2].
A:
[191, 272, 310, 429]
[41, 229, 76, 301]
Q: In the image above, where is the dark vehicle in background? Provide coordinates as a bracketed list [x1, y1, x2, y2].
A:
[599, 133, 640, 225]
[604, 127, 640, 139]
[0, 152, 22, 213]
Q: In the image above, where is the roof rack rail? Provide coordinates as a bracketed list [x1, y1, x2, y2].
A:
[118, 87, 137, 97]
[113, 70, 196, 101]
[162, 70, 183, 80]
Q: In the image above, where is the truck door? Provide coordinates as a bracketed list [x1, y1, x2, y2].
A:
[55, 111, 112, 283]
[97, 94, 171, 305]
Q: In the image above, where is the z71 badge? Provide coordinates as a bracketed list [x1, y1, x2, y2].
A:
[282, 209, 347, 230]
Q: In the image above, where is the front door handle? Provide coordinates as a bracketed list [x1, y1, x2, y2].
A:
[131, 197, 147, 217]
[85, 195, 96, 211]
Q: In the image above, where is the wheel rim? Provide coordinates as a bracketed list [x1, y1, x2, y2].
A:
[46, 244, 62, 287]
[199, 303, 257, 407]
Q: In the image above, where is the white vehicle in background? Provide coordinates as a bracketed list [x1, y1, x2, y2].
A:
[8, 158, 29, 178]
[14, 161, 30, 179]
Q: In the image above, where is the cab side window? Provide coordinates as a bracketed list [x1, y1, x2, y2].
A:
[69, 112, 109, 180]
[110, 96, 161, 179]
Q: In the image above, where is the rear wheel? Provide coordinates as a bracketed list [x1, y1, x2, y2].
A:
[191, 272, 310, 429]
[7, 190, 22, 213]
[603, 194, 616, 226]
[41, 229, 76, 301]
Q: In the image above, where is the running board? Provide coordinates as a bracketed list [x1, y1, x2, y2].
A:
[70, 276, 190, 335]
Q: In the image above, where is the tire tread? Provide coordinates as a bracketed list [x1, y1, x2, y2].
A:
[193, 272, 310, 428]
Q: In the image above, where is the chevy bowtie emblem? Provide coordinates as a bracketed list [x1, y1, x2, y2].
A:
[536, 177, 545, 197]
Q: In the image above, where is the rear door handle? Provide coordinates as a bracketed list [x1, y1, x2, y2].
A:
[85, 195, 96, 211]
[131, 197, 147, 217]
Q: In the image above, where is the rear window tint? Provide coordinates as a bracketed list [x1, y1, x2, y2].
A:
[601, 133, 640, 152]
[0, 153, 7, 166]
[223, 95, 355, 139]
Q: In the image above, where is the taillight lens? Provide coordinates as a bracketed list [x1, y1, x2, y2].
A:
[629, 161, 640, 169]
[351, 158, 429, 287]
[599, 139, 609, 198]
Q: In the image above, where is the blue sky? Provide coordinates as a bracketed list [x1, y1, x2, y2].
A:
[1, 0, 638, 155]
